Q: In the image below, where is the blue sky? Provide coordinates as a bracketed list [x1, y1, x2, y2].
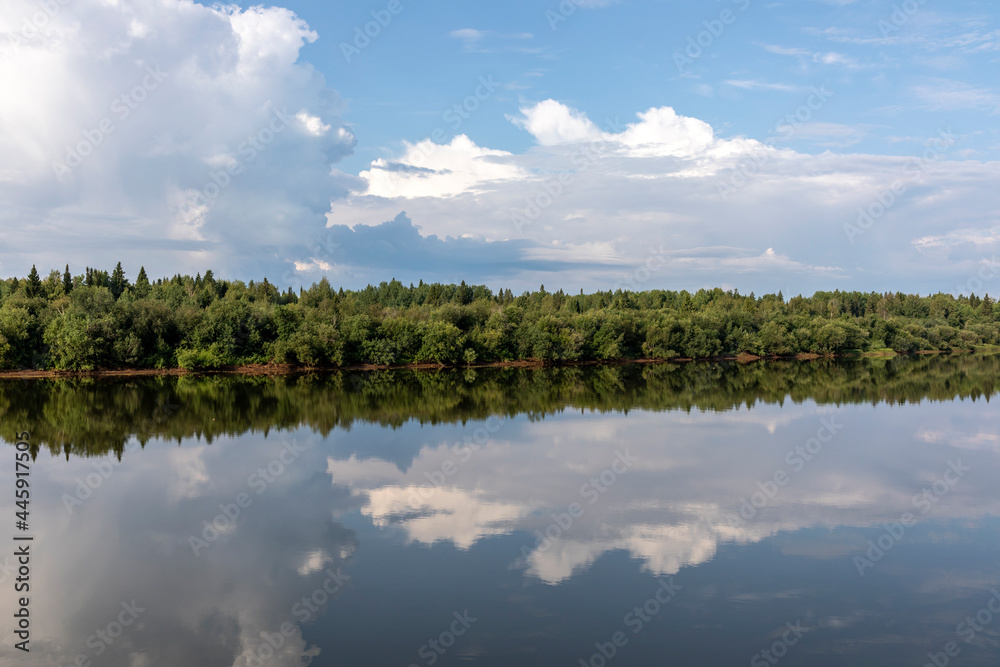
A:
[282, 0, 999, 166]
[1, 0, 998, 295]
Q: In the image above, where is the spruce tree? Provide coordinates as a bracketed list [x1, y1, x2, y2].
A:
[135, 266, 151, 298]
[26, 265, 42, 298]
[110, 262, 128, 299]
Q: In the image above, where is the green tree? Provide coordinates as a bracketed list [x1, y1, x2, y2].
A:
[0, 306, 35, 368]
[63, 265, 73, 295]
[44, 295, 116, 370]
[25, 266, 42, 298]
[134, 266, 151, 298]
[416, 321, 463, 364]
[110, 262, 129, 299]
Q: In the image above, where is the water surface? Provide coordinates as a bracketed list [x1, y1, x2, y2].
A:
[2, 356, 999, 666]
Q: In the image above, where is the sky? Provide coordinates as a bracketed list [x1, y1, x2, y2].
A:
[0, 0, 998, 295]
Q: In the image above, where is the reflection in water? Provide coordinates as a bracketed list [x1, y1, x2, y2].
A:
[4, 353, 999, 459]
[0, 428, 359, 667]
[0, 356, 998, 665]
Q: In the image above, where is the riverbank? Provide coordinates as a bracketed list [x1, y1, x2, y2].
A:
[0, 348, 983, 380]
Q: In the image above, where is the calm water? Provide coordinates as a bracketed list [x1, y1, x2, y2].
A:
[2, 356, 999, 666]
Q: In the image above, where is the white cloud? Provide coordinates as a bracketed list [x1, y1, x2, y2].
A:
[362, 485, 526, 550]
[815, 51, 860, 67]
[360, 135, 524, 198]
[616, 106, 733, 158]
[757, 44, 862, 68]
[910, 79, 1000, 113]
[449, 28, 485, 42]
[724, 79, 801, 92]
[332, 99, 999, 293]
[4, 429, 355, 667]
[0, 0, 355, 279]
[296, 111, 331, 137]
[3, 0, 995, 295]
[448, 28, 537, 54]
[508, 99, 603, 145]
[324, 404, 1000, 585]
[759, 44, 813, 57]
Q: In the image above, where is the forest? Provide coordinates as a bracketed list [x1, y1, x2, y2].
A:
[1, 263, 998, 371]
[6, 354, 999, 459]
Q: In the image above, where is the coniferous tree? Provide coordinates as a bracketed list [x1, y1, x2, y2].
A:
[26, 265, 42, 298]
[135, 266, 151, 298]
[110, 262, 128, 299]
[63, 265, 73, 295]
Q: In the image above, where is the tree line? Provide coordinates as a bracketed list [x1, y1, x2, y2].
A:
[1, 264, 999, 371]
[5, 354, 998, 460]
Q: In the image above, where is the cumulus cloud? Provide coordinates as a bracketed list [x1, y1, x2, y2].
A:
[332, 99, 1000, 294]
[0, 430, 360, 667]
[325, 403, 1000, 586]
[0, 0, 355, 280]
[3, 1, 996, 295]
[508, 99, 603, 146]
[363, 485, 526, 550]
[360, 135, 523, 198]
